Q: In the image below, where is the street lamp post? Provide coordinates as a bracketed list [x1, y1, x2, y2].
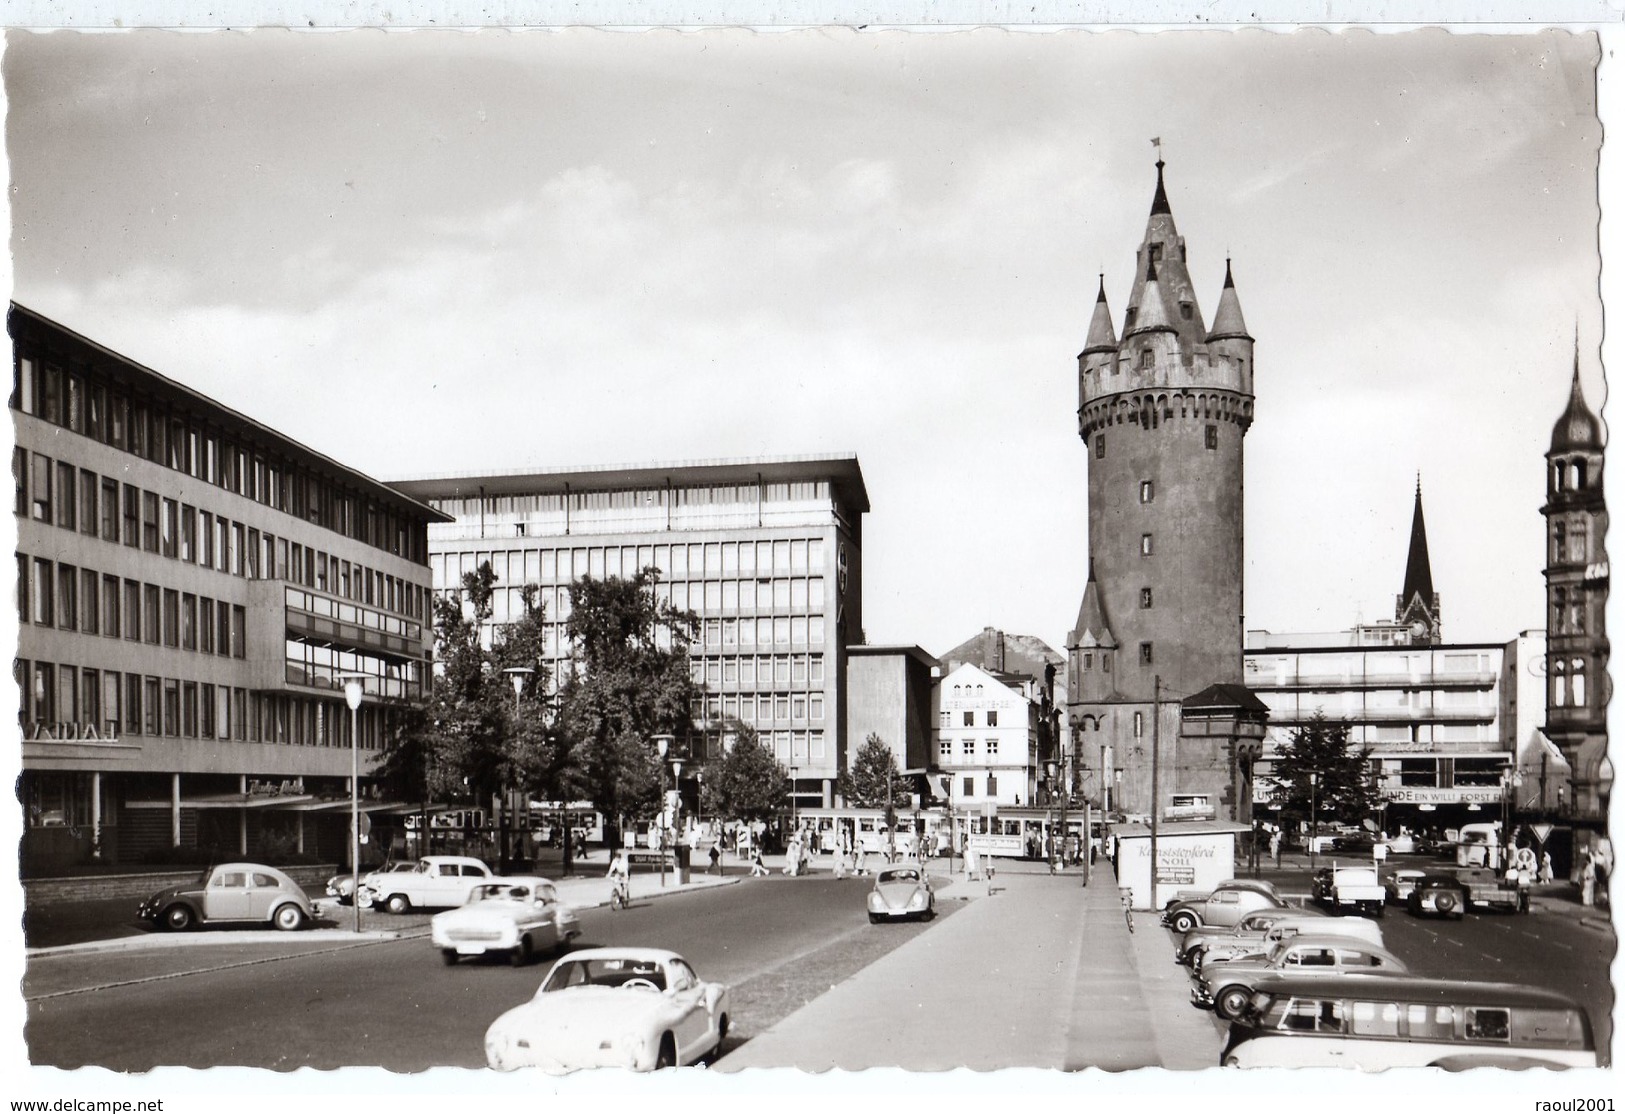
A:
[1308, 771, 1320, 875]
[654, 734, 674, 888]
[672, 757, 685, 881]
[339, 675, 366, 935]
[500, 667, 533, 872]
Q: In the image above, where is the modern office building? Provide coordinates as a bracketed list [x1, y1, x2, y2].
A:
[391, 456, 868, 811]
[11, 304, 445, 875]
[1244, 630, 1540, 833]
[1067, 157, 1257, 823]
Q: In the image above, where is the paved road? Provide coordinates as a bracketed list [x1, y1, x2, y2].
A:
[24, 870, 959, 1070]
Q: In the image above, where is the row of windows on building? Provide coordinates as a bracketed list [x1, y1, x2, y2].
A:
[690, 653, 827, 690]
[938, 709, 1002, 728]
[1244, 651, 1500, 685]
[16, 656, 384, 750]
[483, 611, 830, 660]
[18, 553, 248, 657]
[429, 482, 835, 521]
[766, 729, 829, 767]
[13, 354, 429, 563]
[14, 448, 428, 623]
[691, 690, 825, 728]
[1094, 425, 1223, 459]
[937, 737, 1006, 759]
[1077, 644, 1157, 671]
[1255, 756, 1512, 789]
[435, 536, 829, 589]
[283, 639, 426, 703]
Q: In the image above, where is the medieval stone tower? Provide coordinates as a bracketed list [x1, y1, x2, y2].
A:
[1067, 158, 1254, 820]
[1541, 349, 1609, 825]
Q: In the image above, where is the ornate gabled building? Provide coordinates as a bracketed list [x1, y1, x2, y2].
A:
[1541, 350, 1609, 825]
[1395, 480, 1442, 644]
[1066, 159, 1257, 824]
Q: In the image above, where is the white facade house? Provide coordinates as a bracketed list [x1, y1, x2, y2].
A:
[931, 663, 1041, 809]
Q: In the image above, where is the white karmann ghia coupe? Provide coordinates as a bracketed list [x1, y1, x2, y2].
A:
[430, 877, 580, 966]
[484, 947, 731, 1071]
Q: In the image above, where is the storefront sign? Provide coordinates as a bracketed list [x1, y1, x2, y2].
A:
[1384, 786, 1500, 805]
[27, 722, 120, 742]
[247, 777, 306, 797]
[1157, 866, 1196, 885]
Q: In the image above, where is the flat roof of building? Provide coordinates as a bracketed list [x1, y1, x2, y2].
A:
[10, 304, 451, 525]
[390, 453, 870, 514]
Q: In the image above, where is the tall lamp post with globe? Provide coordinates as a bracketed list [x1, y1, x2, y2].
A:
[500, 667, 533, 871]
[337, 674, 367, 935]
[653, 734, 675, 887]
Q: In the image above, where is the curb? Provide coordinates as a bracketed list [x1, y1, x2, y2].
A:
[27, 927, 406, 958]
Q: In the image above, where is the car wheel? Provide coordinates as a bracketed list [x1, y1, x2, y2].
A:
[868, 912, 881, 924]
[163, 904, 194, 932]
[1170, 910, 1198, 934]
[385, 893, 411, 915]
[655, 1033, 677, 1070]
[1434, 891, 1458, 916]
[271, 903, 305, 931]
[510, 936, 534, 968]
[440, 949, 458, 966]
[1215, 986, 1251, 1021]
[1372, 904, 1384, 919]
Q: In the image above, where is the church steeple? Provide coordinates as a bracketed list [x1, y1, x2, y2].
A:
[1396, 477, 1441, 644]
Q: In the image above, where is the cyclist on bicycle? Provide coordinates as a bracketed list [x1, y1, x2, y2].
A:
[606, 851, 630, 909]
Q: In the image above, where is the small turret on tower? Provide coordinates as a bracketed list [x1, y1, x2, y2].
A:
[1207, 258, 1255, 395]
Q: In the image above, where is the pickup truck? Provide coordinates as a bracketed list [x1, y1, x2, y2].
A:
[364, 855, 496, 914]
[1452, 867, 1528, 913]
[1311, 865, 1386, 917]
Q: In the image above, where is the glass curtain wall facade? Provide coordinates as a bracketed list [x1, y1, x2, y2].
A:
[393, 457, 868, 811]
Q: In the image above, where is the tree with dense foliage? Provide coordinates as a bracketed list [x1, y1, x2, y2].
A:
[698, 724, 790, 822]
[377, 562, 561, 868]
[843, 733, 901, 810]
[1266, 712, 1383, 833]
[557, 569, 699, 840]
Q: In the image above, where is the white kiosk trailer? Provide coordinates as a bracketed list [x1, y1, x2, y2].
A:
[1111, 818, 1252, 911]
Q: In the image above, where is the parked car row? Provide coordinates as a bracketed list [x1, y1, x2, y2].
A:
[1157, 877, 1598, 1069]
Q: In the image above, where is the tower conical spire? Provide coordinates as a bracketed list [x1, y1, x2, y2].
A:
[1207, 257, 1252, 341]
[1124, 157, 1206, 349]
[1068, 558, 1117, 649]
[1082, 273, 1117, 354]
[1126, 256, 1174, 337]
[1150, 157, 1171, 216]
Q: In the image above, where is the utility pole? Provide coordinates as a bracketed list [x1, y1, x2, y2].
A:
[1149, 675, 1161, 912]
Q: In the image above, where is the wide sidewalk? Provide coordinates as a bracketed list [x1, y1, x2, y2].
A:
[718, 860, 1224, 1071]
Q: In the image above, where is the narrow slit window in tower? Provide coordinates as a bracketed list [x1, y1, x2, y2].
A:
[1140, 480, 1154, 504]
[1139, 642, 1154, 665]
[1140, 587, 1153, 609]
[1141, 533, 1153, 556]
[1205, 424, 1219, 450]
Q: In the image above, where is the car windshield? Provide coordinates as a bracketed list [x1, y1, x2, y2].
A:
[541, 957, 667, 993]
[471, 884, 529, 902]
[879, 869, 920, 883]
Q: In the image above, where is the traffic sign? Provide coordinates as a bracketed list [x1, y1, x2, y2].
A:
[1530, 823, 1554, 845]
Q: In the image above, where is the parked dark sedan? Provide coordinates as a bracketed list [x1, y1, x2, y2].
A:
[139, 862, 314, 931]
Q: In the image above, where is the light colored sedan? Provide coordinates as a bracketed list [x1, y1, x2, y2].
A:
[1193, 934, 1409, 1020]
[867, 865, 935, 923]
[484, 947, 731, 1071]
[431, 877, 580, 966]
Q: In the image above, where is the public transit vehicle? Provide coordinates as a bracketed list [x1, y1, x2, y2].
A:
[1221, 972, 1598, 1070]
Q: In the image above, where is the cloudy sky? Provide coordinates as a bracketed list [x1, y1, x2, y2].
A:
[5, 27, 1607, 660]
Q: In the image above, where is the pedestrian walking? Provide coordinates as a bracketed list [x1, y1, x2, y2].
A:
[1539, 849, 1555, 885]
[965, 841, 981, 881]
[1269, 827, 1282, 868]
[708, 842, 721, 876]
[855, 841, 868, 876]
[750, 845, 769, 877]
